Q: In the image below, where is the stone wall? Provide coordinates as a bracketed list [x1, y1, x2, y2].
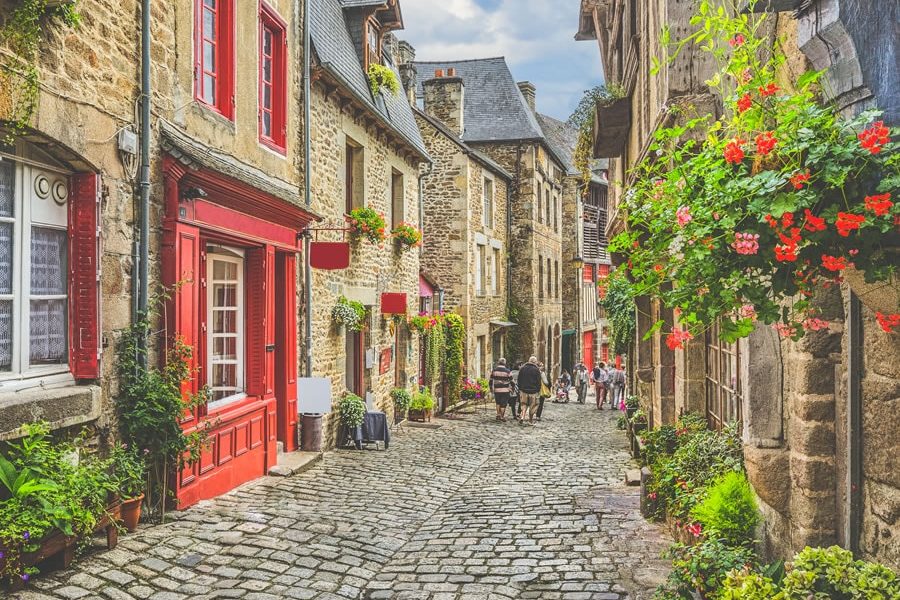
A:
[307, 84, 422, 448]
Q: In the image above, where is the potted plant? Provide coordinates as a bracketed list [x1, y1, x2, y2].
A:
[390, 388, 412, 424]
[347, 207, 387, 245]
[338, 393, 366, 449]
[408, 388, 435, 422]
[331, 296, 367, 332]
[367, 64, 400, 97]
[624, 395, 639, 420]
[592, 82, 631, 158]
[391, 223, 422, 252]
[109, 445, 146, 533]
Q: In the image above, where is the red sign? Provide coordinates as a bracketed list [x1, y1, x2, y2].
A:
[379, 347, 392, 374]
[381, 292, 408, 314]
[310, 241, 350, 270]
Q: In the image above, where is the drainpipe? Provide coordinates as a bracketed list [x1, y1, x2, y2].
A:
[137, 0, 151, 364]
[418, 162, 433, 249]
[847, 291, 862, 553]
[303, 0, 313, 377]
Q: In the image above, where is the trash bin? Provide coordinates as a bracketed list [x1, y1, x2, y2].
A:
[300, 414, 323, 452]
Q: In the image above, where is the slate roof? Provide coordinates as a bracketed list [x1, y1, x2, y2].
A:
[412, 57, 546, 143]
[414, 107, 513, 181]
[310, 0, 427, 159]
[535, 113, 580, 176]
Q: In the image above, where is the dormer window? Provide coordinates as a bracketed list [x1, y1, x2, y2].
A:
[366, 19, 381, 68]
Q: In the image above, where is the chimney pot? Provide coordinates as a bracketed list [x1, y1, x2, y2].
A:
[435, 69, 444, 78]
[447, 67, 456, 77]
[517, 81, 536, 112]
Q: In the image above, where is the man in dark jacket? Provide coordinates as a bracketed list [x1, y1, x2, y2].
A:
[490, 358, 513, 421]
[516, 356, 543, 424]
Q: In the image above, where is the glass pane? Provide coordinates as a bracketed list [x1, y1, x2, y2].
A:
[213, 283, 236, 307]
[203, 9, 215, 40]
[212, 363, 236, 388]
[264, 29, 272, 55]
[213, 309, 237, 334]
[212, 260, 237, 280]
[29, 298, 67, 364]
[30, 227, 67, 295]
[263, 84, 271, 109]
[202, 75, 215, 104]
[203, 0, 216, 8]
[0, 299, 11, 371]
[263, 58, 272, 83]
[0, 159, 13, 218]
[203, 41, 215, 72]
[0, 222, 12, 295]
[262, 112, 271, 137]
[212, 336, 237, 361]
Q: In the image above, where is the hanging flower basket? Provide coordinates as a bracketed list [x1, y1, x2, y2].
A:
[347, 207, 387, 245]
[331, 296, 367, 331]
[391, 223, 422, 251]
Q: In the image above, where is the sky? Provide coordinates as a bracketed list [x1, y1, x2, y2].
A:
[397, 0, 604, 122]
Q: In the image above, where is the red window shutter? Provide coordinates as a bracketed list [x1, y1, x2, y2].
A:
[68, 173, 100, 379]
[245, 246, 274, 397]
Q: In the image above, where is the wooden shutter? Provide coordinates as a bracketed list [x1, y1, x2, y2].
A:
[68, 173, 100, 379]
[245, 245, 275, 397]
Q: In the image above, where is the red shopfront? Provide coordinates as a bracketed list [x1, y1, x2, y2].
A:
[161, 156, 316, 509]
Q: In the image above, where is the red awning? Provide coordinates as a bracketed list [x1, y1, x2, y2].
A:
[419, 275, 434, 298]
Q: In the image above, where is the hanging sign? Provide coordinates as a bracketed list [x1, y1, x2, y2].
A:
[380, 292, 407, 314]
[310, 241, 350, 270]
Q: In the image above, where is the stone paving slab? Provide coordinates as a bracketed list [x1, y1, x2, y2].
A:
[11, 398, 670, 600]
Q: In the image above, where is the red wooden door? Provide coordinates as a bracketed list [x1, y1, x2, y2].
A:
[275, 253, 298, 452]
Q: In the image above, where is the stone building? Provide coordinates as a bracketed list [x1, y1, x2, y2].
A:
[576, 0, 899, 570]
[307, 0, 428, 445]
[412, 80, 514, 382]
[403, 56, 567, 375]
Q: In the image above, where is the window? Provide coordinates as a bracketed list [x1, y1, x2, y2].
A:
[474, 336, 482, 379]
[545, 189, 551, 225]
[554, 260, 559, 298]
[538, 256, 544, 298]
[195, 0, 235, 118]
[705, 322, 743, 431]
[475, 244, 485, 295]
[476, 336, 487, 378]
[491, 248, 500, 296]
[259, 6, 287, 151]
[345, 140, 364, 213]
[391, 170, 404, 229]
[546, 257, 552, 297]
[207, 247, 245, 405]
[482, 177, 494, 228]
[365, 19, 381, 69]
[554, 195, 559, 232]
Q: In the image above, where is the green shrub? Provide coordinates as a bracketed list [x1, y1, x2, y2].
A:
[642, 425, 678, 466]
[719, 546, 900, 599]
[691, 471, 760, 547]
[411, 388, 435, 411]
[654, 538, 758, 600]
[390, 388, 413, 412]
[338, 393, 366, 428]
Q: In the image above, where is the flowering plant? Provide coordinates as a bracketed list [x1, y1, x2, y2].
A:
[338, 393, 366, 428]
[391, 222, 422, 250]
[331, 296, 367, 331]
[347, 207, 387, 245]
[390, 388, 413, 412]
[109, 444, 146, 500]
[408, 312, 442, 333]
[460, 378, 487, 401]
[611, 0, 899, 345]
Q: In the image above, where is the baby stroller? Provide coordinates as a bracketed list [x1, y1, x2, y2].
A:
[554, 382, 570, 403]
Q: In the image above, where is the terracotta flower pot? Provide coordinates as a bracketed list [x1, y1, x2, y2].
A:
[120, 494, 144, 532]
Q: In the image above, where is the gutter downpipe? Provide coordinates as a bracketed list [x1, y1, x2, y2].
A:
[418, 162, 433, 255]
[847, 291, 862, 553]
[303, 0, 314, 377]
[137, 0, 151, 365]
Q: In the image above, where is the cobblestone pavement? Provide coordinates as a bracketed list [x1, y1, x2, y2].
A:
[15, 398, 671, 600]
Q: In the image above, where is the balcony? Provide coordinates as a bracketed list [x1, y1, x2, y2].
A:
[592, 96, 632, 158]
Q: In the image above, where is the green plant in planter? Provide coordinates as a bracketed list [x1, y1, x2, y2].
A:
[391, 222, 422, 251]
[616, 415, 627, 430]
[624, 395, 640, 410]
[367, 63, 400, 97]
[338, 393, 366, 429]
[108, 444, 146, 501]
[630, 409, 648, 426]
[691, 471, 760, 547]
[332, 296, 367, 331]
[0, 0, 81, 143]
[390, 388, 412, 413]
[642, 425, 678, 466]
[611, 0, 900, 343]
[654, 538, 758, 600]
[410, 388, 435, 412]
[348, 207, 387, 244]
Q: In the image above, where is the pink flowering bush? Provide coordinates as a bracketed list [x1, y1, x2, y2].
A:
[611, 0, 899, 341]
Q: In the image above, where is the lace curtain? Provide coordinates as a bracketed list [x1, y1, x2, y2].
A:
[0, 160, 13, 370]
[29, 227, 67, 364]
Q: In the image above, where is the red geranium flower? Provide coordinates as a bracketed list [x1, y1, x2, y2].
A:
[736, 93, 752, 113]
[724, 138, 746, 164]
[875, 312, 900, 333]
[665, 328, 694, 351]
[864, 193, 893, 217]
[858, 121, 890, 155]
[755, 131, 777, 155]
[803, 209, 827, 232]
[759, 83, 779, 97]
[821, 254, 848, 272]
[835, 212, 865, 236]
[728, 34, 745, 47]
[790, 170, 811, 190]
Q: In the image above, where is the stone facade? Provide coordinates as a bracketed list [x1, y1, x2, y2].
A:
[415, 86, 511, 381]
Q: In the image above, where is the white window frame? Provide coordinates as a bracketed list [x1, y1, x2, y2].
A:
[482, 176, 494, 229]
[0, 153, 72, 385]
[206, 247, 246, 409]
[490, 247, 499, 296]
[475, 244, 484, 295]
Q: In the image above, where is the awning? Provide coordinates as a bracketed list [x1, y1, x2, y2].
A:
[562, 329, 576, 336]
[490, 320, 517, 328]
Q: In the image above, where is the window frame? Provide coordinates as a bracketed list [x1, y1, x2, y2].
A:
[194, 0, 236, 120]
[475, 244, 485, 296]
[345, 139, 364, 214]
[258, 4, 288, 152]
[390, 169, 404, 229]
[482, 176, 494, 229]
[704, 322, 743, 431]
[491, 247, 500, 296]
[206, 247, 247, 409]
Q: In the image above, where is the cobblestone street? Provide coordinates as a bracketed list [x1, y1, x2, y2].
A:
[15, 400, 671, 600]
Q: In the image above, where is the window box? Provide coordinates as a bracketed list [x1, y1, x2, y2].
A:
[592, 96, 632, 158]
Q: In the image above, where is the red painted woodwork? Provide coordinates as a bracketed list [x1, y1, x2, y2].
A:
[309, 241, 351, 270]
[380, 292, 407, 314]
[615, 355, 623, 369]
[275, 254, 298, 452]
[379, 347, 392, 375]
[162, 153, 318, 509]
[68, 173, 100, 379]
[582, 331, 595, 372]
[602, 343, 610, 363]
[258, 4, 287, 151]
[194, 0, 235, 119]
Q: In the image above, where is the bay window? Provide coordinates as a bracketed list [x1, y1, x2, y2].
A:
[195, 0, 235, 119]
[259, 6, 287, 151]
[207, 247, 245, 405]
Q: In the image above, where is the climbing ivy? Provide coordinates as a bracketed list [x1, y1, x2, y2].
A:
[444, 313, 465, 403]
[0, 0, 81, 142]
[568, 83, 627, 184]
[600, 270, 636, 356]
[424, 315, 445, 389]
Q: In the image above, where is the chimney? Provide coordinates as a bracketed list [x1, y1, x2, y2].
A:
[517, 81, 536, 113]
[423, 70, 465, 136]
[396, 40, 418, 106]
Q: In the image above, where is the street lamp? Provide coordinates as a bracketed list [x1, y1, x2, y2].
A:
[571, 255, 584, 368]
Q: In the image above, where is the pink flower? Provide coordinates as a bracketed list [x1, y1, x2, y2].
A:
[676, 206, 692, 227]
[728, 34, 745, 47]
[739, 304, 757, 321]
[731, 232, 760, 255]
[803, 317, 829, 332]
[774, 323, 798, 338]
[665, 328, 694, 351]
[686, 522, 703, 537]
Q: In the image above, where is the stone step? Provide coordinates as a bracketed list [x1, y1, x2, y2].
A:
[625, 469, 642, 486]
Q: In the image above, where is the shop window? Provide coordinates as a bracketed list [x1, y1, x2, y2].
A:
[391, 170, 404, 229]
[195, 0, 235, 119]
[0, 150, 99, 383]
[482, 177, 494, 229]
[705, 322, 743, 430]
[345, 139, 364, 214]
[259, 6, 287, 151]
[207, 247, 245, 405]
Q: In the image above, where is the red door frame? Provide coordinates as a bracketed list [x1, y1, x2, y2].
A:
[162, 156, 315, 508]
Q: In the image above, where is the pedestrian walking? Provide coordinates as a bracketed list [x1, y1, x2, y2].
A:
[592, 362, 610, 409]
[509, 362, 521, 421]
[489, 358, 513, 421]
[573, 363, 589, 404]
[516, 356, 542, 424]
[610, 365, 626, 409]
[536, 362, 551, 421]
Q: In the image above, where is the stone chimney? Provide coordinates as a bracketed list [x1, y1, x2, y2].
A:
[423, 70, 465, 137]
[517, 81, 536, 112]
[396, 40, 418, 106]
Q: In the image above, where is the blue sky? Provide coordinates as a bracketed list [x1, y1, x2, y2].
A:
[398, 0, 604, 121]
